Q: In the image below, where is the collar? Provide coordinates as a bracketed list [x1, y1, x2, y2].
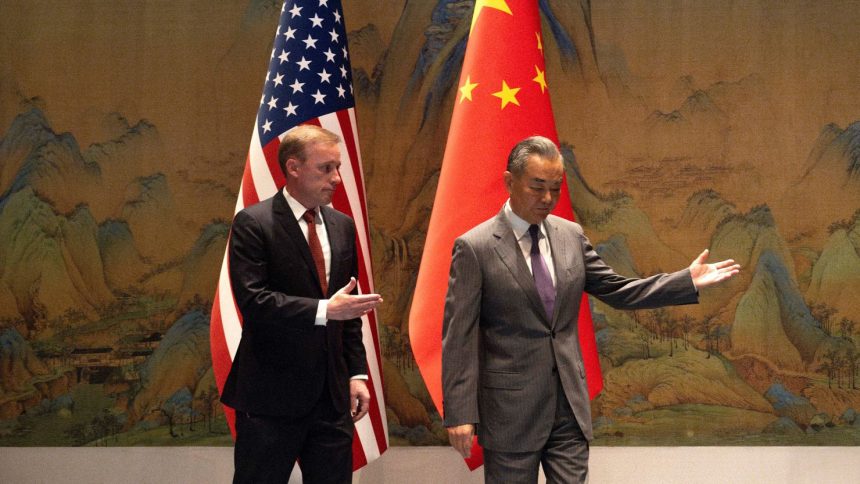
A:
[282, 187, 322, 223]
[504, 199, 546, 240]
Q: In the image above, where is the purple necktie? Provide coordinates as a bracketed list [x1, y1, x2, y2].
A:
[528, 224, 555, 319]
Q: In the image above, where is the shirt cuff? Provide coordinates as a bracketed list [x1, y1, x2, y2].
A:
[315, 299, 329, 326]
[350, 375, 369, 380]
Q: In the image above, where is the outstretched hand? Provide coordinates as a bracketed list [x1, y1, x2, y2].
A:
[326, 277, 383, 320]
[689, 249, 741, 290]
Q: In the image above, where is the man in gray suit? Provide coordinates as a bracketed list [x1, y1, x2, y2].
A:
[442, 136, 740, 483]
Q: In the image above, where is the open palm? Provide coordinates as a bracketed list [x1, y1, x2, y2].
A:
[689, 249, 741, 289]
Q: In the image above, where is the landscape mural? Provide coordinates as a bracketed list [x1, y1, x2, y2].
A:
[0, 0, 858, 448]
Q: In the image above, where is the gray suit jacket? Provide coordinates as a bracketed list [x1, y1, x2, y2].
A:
[441, 210, 698, 452]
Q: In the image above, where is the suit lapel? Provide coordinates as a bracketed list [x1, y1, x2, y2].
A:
[491, 212, 551, 326]
[273, 191, 325, 297]
[320, 205, 340, 298]
[544, 217, 570, 328]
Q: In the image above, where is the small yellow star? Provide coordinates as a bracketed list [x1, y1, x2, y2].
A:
[536, 32, 543, 53]
[491, 80, 521, 109]
[471, 0, 513, 33]
[532, 65, 547, 94]
[459, 75, 479, 103]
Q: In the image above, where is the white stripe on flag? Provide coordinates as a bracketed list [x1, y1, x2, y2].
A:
[233, 182, 245, 216]
[248, 126, 278, 200]
[217, 246, 243, 360]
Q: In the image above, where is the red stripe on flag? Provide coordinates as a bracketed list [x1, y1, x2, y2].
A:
[303, 118, 322, 128]
[209, 289, 230, 393]
[351, 435, 368, 469]
[330, 182, 351, 218]
[262, 137, 285, 189]
[336, 110, 370, 231]
[240, 155, 259, 208]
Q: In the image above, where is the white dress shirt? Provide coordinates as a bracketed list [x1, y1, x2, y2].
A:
[283, 188, 368, 381]
[504, 200, 557, 286]
[283, 188, 331, 326]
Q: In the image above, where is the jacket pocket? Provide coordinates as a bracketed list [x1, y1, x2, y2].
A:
[481, 370, 525, 390]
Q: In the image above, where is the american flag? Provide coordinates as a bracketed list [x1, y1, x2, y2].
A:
[210, 0, 388, 474]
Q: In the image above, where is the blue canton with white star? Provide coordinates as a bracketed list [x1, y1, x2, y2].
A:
[257, 0, 355, 146]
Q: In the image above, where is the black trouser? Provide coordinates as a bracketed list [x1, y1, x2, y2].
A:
[233, 394, 353, 484]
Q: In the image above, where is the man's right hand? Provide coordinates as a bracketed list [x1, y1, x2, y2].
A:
[446, 424, 475, 458]
[326, 277, 383, 320]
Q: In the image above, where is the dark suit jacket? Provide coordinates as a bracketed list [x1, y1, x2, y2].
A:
[442, 211, 698, 452]
[221, 190, 367, 418]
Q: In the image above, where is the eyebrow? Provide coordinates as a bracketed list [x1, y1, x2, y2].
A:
[529, 177, 562, 184]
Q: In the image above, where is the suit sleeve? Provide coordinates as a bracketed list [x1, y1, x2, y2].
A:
[341, 221, 368, 377]
[441, 237, 482, 427]
[228, 209, 319, 331]
[578, 228, 699, 309]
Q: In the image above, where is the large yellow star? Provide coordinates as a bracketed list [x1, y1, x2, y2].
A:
[492, 80, 521, 109]
[532, 65, 547, 93]
[459, 75, 479, 103]
[470, 0, 512, 33]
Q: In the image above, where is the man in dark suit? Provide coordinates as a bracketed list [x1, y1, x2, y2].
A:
[442, 136, 740, 483]
[221, 125, 383, 483]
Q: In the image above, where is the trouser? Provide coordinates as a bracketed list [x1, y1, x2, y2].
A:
[233, 394, 353, 484]
[484, 378, 589, 484]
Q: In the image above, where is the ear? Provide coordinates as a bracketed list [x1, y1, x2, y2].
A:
[285, 157, 301, 178]
[503, 170, 513, 193]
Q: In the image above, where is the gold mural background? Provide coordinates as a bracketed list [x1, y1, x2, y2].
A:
[1, 0, 858, 446]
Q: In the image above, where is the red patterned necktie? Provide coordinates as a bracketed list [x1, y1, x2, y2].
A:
[303, 210, 328, 295]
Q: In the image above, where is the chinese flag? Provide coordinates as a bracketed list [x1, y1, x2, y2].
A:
[408, 0, 603, 469]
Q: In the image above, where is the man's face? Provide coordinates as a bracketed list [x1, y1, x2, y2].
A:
[285, 141, 342, 209]
[504, 154, 564, 225]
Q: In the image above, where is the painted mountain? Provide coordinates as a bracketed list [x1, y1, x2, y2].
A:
[1, 0, 859, 446]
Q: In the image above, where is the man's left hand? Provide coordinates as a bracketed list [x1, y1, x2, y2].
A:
[350, 379, 371, 422]
[689, 249, 741, 289]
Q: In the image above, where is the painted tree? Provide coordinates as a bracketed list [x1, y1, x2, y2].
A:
[637, 330, 652, 360]
[809, 301, 838, 336]
[700, 314, 720, 358]
[680, 315, 695, 351]
[820, 350, 839, 388]
[839, 317, 856, 340]
[664, 315, 679, 357]
[844, 348, 859, 390]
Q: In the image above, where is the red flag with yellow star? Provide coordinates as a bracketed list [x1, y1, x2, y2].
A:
[408, 0, 603, 469]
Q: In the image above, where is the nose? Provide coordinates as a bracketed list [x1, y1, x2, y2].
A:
[540, 188, 553, 204]
[332, 169, 342, 185]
